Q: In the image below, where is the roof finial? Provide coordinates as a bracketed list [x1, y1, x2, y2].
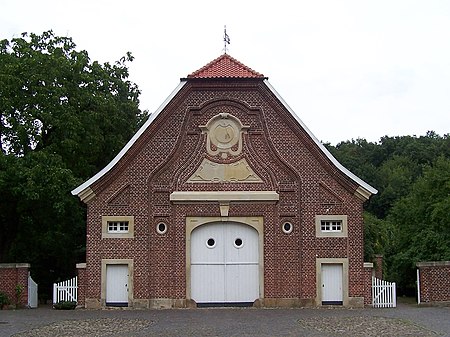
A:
[223, 25, 230, 54]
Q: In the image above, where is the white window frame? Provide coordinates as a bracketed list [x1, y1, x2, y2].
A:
[320, 220, 342, 232]
[315, 215, 347, 237]
[107, 221, 129, 233]
[102, 216, 134, 239]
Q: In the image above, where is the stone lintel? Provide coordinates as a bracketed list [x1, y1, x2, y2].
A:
[0, 263, 30, 269]
[416, 261, 450, 268]
[170, 191, 279, 203]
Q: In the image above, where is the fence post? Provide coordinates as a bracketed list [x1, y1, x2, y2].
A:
[416, 268, 421, 305]
[53, 283, 56, 304]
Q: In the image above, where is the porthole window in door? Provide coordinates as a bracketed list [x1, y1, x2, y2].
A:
[234, 238, 244, 248]
[206, 238, 216, 248]
[282, 221, 293, 234]
[156, 222, 167, 235]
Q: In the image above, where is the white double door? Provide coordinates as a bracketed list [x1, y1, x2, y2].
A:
[191, 222, 259, 304]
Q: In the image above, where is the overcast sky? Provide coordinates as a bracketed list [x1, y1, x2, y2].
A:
[1, 0, 449, 144]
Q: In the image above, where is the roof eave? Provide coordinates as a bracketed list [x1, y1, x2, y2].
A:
[71, 80, 187, 199]
[263, 79, 378, 198]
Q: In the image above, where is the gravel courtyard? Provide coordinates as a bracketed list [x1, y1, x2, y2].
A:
[1, 301, 449, 337]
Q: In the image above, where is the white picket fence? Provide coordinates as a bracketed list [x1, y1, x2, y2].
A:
[372, 276, 396, 308]
[53, 276, 78, 304]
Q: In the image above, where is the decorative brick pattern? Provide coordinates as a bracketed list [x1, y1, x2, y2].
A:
[0, 263, 29, 307]
[417, 261, 450, 305]
[363, 263, 374, 307]
[77, 67, 374, 308]
[374, 254, 383, 280]
[76, 264, 86, 306]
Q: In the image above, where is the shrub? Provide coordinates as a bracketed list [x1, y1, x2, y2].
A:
[53, 300, 77, 310]
[0, 292, 11, 309]
[15, 284, 24, 307]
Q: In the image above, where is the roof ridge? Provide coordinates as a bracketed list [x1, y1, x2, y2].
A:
[187, 54, 265, 79]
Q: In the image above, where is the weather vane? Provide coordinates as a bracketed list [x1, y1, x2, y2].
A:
[224, 25, 230, 54]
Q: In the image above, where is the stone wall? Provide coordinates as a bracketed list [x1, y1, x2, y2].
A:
[417, 261, 450, 305]
[0, 263, 29, 308]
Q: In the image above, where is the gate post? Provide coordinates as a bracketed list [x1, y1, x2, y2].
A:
[0, 263, 30, 308]
[76, 263, 86, 307]
[363, 262, 374, 307]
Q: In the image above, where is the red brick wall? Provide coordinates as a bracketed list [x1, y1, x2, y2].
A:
[76, 263, 86, 307]
[374, 254, 383, 280]
[81, 80, 369, 306]
[417, 261, 450, 304]
[0, 263, 29, 307]
[363, 263, 374, 306]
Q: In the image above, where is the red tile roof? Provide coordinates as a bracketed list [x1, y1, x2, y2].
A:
[187, 54, 265, 79]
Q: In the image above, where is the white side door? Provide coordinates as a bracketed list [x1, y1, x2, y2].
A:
[321, 264, 343, 305]
[106, 264, 129, 306]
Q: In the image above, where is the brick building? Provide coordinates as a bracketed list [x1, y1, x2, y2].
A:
[72, 54, 377, 309]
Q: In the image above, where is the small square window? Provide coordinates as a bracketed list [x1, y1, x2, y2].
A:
[320, 220, 342, 232]
[102, 216, 134, 238]
[107, 221, 129, 233]
[315, 215, 347, 238]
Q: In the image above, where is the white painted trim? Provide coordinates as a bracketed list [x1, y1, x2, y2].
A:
[71, 81, 187, 197]
[72, 77, 377, 199]
[263, 80, 377, 197]
[170, 191, 279, 203]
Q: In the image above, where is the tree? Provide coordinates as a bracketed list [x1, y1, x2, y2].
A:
[386, 156, 450, 294]
[0, 31, 145, 178]
[329, 133, 449, 294]
[0, 31, 145, 299]
[363, 212, 393, 263]
[1, 151, 85, 300]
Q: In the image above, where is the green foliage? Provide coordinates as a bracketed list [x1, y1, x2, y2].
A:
[53, 300, 77, 310]
[330, 133, 449, 295]
[0, 30, 145, 178]
[328, 132, 449, 219]
[386, 156, 450, 294]
[363, 212, 393, 262]
[0, 31, 145, 299]
[15, 284, 24, 307]
[0, 291, 11, 308]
